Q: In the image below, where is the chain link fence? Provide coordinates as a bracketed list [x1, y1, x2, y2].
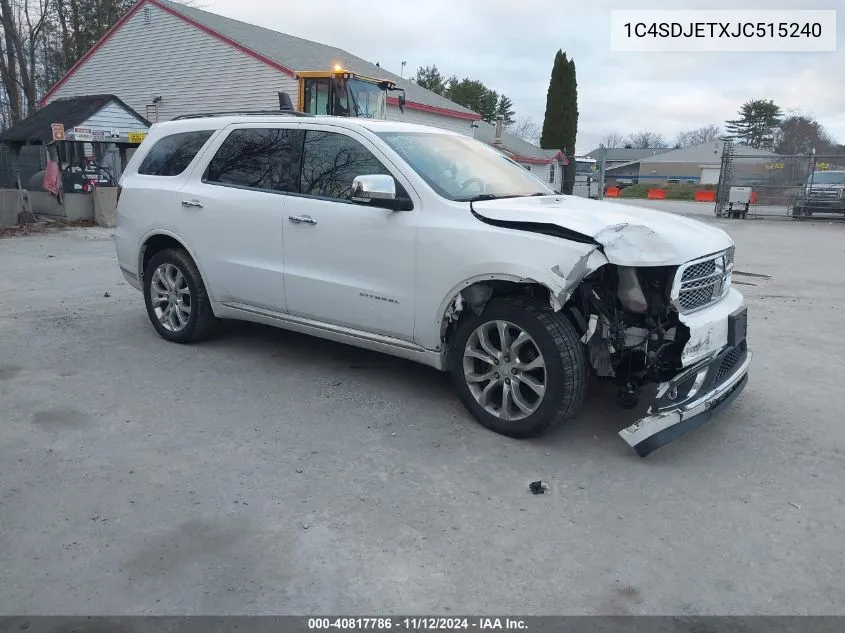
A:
[0, 145, 47, 189]
[570, 156, 605, 199]
[716, 144, 845, 220]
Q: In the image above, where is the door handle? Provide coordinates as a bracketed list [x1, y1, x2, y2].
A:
[289, 215, 317, 225]
[181, 200, 203, 209]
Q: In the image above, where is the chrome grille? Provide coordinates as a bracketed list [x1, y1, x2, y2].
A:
[674, 249, 733, 313]
[809, 188, 839, 200]
[682, 259, 716, 283]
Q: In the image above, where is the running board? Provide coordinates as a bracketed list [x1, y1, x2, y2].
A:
[219, 302, 446, 371]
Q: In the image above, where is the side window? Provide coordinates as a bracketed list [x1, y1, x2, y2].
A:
[138, 130, 214, 176]
[203, 128, 303, 192]
[300, 130, 405, 200]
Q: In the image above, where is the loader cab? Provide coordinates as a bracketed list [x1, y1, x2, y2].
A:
[296, 69, 405, 119]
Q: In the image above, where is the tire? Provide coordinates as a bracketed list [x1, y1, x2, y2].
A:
[448, 297, 588, 439]
[143, 247, 219, 344]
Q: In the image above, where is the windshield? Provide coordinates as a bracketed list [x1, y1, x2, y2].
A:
[375, 131, 555, 201]
[346, 78, 386, 119]
[810, 171, 845, 185]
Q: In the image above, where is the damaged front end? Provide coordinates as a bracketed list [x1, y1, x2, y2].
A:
[570, 256, 751, 457]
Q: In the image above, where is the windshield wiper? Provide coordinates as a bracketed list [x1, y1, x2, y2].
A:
[460, 193, 547, 203]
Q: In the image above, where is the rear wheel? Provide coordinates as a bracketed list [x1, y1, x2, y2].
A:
[449, 298, 587, 438]
[143, 248, 219, 343]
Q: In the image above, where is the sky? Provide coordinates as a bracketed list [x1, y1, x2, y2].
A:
[201, 0, 843, 154]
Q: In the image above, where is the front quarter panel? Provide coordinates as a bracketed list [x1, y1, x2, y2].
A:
[413, 203, 605, 351]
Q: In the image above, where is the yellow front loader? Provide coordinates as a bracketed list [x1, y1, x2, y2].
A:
[278, 67, 406, 119]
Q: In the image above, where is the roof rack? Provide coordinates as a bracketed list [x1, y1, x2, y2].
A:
[172, 110, 315, 120]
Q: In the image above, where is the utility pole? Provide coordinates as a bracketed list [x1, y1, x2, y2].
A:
[400, 61, 407, 79]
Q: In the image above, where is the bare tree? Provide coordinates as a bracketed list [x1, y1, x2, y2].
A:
[599, 131, 626, 148]
[509, 116, 540, 145]
[628, 130, 668, 149]
[0, 0, 198, 128]
[676, 124, 721, 148]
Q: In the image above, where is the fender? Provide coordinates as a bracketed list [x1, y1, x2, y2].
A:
[426, 250, 609, 352]
[136, 228, 218, 305]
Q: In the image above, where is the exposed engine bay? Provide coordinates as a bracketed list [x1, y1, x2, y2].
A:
[568, 264, 690, 409]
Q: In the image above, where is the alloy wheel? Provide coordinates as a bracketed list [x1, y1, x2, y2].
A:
[462, 320, 547, 421]
[150, 263, 192, 332]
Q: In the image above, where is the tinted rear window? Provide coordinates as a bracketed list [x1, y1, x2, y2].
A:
[204, 128, 303, 192]
[138, 130, 214, 176]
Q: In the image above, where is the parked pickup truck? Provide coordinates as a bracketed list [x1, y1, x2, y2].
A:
[114, 113, 752, 457]
[793, 170, 845, 218]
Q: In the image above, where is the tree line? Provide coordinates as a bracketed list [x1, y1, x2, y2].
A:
[412, 65, 515, 126]
[600, 99, 843, 156]
[0, 0, 193, 129]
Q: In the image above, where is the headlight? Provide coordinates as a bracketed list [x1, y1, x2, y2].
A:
[617, 267, 648, 314]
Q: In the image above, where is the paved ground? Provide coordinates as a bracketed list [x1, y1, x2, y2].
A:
[1, 216, 844, 616]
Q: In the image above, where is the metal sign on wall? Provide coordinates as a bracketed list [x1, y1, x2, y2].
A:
[73, 127, 94, 141]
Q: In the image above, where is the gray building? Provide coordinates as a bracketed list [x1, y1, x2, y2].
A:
[40, 0, 481, 134]
[603, 141, 779, 185]
[584, 147, 673, 185]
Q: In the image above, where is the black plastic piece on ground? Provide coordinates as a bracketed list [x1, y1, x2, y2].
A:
[529, 481, 546, 495]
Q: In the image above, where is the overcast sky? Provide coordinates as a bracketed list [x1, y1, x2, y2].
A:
[204, 0, 843, 153]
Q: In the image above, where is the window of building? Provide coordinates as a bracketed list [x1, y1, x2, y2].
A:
[300, 130, 403, 200]
[549, 163, 555, 183]
[204, 128, 303, 192]
[137, 130, 213, 176]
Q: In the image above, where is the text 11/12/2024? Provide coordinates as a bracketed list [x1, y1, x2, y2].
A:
[307, 618, 528, 630]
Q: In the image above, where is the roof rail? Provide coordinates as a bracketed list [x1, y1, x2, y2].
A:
[172, 110, 315, 120]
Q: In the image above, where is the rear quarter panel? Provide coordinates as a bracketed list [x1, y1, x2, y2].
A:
[115, 123, 223, 286]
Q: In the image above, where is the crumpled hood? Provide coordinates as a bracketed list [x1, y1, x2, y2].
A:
[473, 195, 734, 266]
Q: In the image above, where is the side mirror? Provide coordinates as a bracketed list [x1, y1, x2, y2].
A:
[351, 174, 412, 211]
[351, 174, 396, 201]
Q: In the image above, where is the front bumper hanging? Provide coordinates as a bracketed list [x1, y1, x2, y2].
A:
[619, 340, 752, 457]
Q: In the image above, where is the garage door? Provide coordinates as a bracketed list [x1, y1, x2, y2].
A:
[700, 167, 720, 184]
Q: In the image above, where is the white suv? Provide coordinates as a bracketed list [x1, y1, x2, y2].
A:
[115, 113, 752, 457]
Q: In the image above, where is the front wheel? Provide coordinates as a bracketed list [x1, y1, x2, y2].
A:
[449, 298, 588, 438]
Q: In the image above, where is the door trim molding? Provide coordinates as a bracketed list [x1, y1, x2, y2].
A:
[218, 301, 446, 371]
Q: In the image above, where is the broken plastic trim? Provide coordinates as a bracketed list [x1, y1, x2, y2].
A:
[619, 348, 752, 457]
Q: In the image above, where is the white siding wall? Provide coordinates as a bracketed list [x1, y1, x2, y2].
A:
[45, 3, 298, 120]
[386, 104, 475, 136]
[81, 102, 148, 134]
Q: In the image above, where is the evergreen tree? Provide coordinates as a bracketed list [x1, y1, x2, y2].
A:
[447, 78, 498, 122]
[497, 95, 515, 126]
[412, 65, 447, 95]
[725, 99, 782, 149]
[540, 50, 578, 194]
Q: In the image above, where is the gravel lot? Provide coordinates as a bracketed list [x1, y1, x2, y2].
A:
[1, 215, 844, 615]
